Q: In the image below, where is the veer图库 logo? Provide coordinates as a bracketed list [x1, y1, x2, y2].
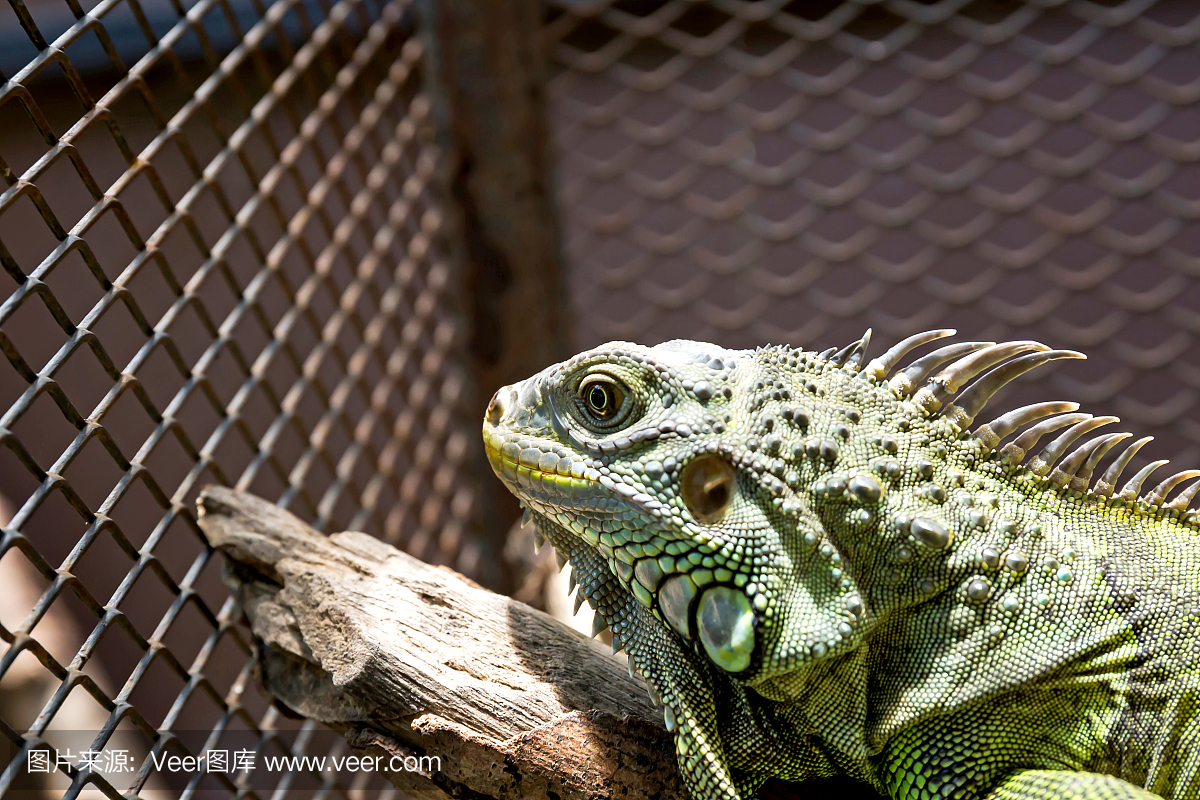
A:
[14, 730, 441, 789]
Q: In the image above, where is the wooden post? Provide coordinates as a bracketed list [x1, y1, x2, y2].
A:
[416, 0, 569, 592]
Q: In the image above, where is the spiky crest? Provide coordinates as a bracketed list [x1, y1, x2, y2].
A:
[822, 328, 1200, 523]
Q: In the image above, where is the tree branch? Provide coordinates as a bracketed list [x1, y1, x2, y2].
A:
[196, 485, 684, 800]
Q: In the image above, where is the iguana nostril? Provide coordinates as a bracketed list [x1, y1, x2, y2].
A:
[486, 388, 509, 423]
[681, 454, 736, 525]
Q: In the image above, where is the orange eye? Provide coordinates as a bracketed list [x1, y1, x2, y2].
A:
[581, 378, 624, 421]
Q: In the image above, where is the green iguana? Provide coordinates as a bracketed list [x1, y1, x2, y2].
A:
[481, 329, 1200, 800]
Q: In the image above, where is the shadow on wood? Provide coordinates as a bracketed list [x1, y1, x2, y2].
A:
[197, 485, 883, 800]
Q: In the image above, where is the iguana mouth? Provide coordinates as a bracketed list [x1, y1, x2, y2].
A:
[483, 418, 675, 520]
[483, 432, 602, 494]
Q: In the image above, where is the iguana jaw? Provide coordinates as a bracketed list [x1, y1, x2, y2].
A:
[486, 422, 857, 800]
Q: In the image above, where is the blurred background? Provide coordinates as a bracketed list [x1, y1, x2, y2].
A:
[1, 0, 1199, 796]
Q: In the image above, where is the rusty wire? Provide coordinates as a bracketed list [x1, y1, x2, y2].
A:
[0, 0, 480, 792]
[7, 0, 1200, 796]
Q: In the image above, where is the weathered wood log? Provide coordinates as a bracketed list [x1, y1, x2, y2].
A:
[196, 485, 685, 800]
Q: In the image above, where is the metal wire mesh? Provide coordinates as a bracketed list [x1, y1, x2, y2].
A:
[0, 0, 484, 792]
[548, 0, 1200, 470]
[7, 0, 1200, 796]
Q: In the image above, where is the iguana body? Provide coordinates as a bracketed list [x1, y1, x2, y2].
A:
[482, 330, 1200, 800]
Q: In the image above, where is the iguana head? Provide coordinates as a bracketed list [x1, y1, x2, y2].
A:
[486, 338, 876, 682]
[484, 333, 1078, 683]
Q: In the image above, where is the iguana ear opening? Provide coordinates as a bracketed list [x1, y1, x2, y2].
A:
[682, 454, 737, 524]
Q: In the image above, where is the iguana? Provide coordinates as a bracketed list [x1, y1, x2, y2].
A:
[481, 329, 1200, 800]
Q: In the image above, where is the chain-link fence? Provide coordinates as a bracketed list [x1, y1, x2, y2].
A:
[0, 0, 505, 792]
[5, 0, 1200, 797]
[548, 0, 1200, 469]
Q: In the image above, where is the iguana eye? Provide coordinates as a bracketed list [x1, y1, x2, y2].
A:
[580, 377, 625, 422]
